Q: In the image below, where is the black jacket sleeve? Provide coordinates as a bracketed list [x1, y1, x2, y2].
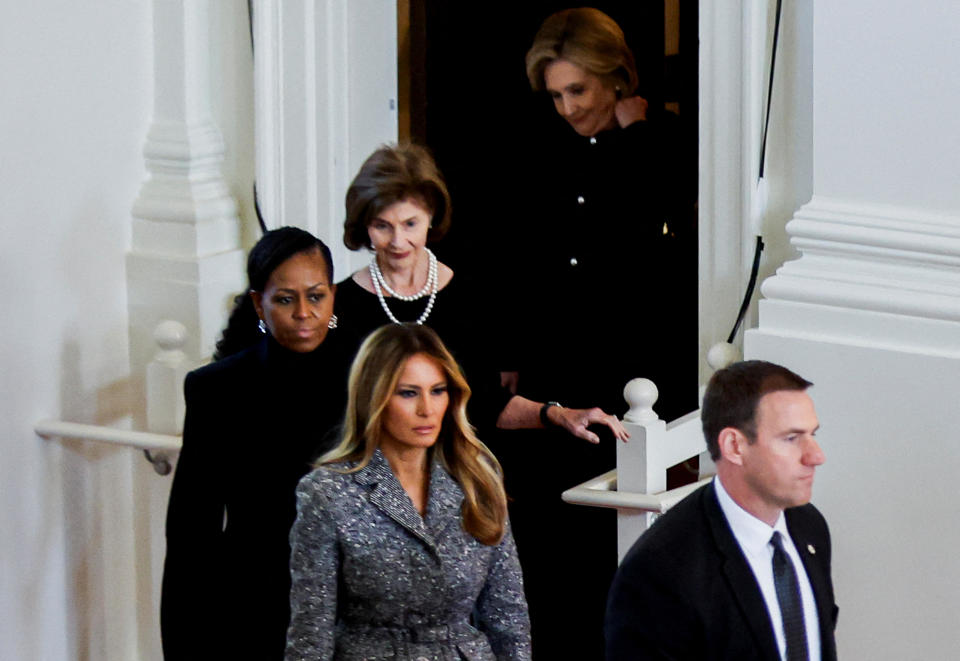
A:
[160, 369, 229, 659]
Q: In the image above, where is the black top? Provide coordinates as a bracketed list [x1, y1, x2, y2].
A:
[507, 116, 698, 422]
[160, 334, 350, 660]
[334, 274, 512, 433]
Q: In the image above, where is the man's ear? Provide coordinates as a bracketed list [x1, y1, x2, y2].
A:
[250, 290, 264, 321]
[717, 427, 748, 466]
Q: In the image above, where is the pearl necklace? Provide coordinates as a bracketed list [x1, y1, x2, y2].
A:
[369, 248, 439, 325]
[370, 248, 437, 301]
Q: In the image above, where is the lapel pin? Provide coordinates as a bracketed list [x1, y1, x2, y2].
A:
[807, 544, 816, 555]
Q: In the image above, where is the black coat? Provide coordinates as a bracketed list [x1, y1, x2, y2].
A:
[160, 334, 350, 660]
[488, 113, 700, 660]
[507, 113, 698, 421]
[605, 483, 839, 661]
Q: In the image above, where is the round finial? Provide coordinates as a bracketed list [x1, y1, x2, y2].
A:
[154, 320, 187, 351]
[623, 378, 659, 424]
[707, 342, 741, 371]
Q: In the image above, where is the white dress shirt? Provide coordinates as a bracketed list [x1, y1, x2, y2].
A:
[714, 476, 821, 661]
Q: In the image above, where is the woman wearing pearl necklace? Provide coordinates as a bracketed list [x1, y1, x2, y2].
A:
[333, 143, 628, 444]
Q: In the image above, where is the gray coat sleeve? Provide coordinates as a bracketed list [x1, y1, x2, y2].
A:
[285, 473, 338, 661]
[475, 522, 532, 660]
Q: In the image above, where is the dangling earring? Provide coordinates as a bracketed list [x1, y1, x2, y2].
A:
[328, 314, 338, 330]
[258, 319, 267, 334]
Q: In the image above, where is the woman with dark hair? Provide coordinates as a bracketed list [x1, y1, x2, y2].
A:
[161, 227, 350, 660]
[285, 323, 531, 660]
[334, 142, 628, 443]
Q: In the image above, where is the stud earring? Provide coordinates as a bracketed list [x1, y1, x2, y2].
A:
[328, 314, 338, 330]
[258, 319, 267, 334]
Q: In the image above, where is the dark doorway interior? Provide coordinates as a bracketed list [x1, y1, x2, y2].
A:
[404, 2, 698, 273]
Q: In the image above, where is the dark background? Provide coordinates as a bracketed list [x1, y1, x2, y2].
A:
[405, 2, 698, 272]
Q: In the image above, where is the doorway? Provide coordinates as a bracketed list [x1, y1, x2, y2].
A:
[398, 2, 698, 273]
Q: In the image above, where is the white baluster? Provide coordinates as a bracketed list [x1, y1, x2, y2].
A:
[622, 378, 660, 424]
[145, 320, 191, 474]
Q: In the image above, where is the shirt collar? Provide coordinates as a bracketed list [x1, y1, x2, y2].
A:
[714, 475, 787, 554]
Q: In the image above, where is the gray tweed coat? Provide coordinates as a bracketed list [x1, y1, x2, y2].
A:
[285, 448, 531, 660]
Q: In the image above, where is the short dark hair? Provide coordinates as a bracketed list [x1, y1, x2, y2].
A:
[701, 360, 813, 460]
[343, 143, 451, 251]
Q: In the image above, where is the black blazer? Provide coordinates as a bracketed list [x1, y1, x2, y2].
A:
[160, 335, 349, 660]
[605, 483, 838, 661]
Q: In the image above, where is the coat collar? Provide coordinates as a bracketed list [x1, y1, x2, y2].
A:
[702, 484, 782, 661]
[352, 448, 464, 556]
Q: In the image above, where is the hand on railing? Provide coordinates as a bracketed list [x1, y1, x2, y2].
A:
[547, 405, 630, 444]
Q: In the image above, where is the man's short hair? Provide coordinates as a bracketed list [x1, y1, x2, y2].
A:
[701, 360, 813, 460]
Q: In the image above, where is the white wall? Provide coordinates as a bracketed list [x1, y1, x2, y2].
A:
[0, 3, 253, 660]
[0, 3, 150, 659]
[749, 1, 960, 657]
[813, 3, 960, 213]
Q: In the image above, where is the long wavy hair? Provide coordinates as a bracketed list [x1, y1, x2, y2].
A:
[320, 324, 508, 545]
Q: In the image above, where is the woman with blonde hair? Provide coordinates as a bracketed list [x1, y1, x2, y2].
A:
[285, 323, 531, 660]
[500, 7, 699, 658]
[525, 6, 647, 136]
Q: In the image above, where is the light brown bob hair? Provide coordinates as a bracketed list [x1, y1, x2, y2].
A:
[319, 323, 509, 545]
[343, 143, 452, 251]
[525, 7, 638, 96]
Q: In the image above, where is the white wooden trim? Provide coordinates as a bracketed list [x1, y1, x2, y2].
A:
[762, 196, 960, 323]
[562, 472, 711, 513]
[697, 0, 768, 382]
[253, 0, 398, 280]
[35, 421, 182, 453]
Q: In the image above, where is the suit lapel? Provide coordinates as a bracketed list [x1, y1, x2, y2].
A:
[354, 449, 440, 556]
[787, 510, 838, 661]
[703, 486, 781, 661]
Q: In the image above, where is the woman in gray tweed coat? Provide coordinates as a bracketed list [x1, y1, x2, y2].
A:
[285, 324, 531, 660]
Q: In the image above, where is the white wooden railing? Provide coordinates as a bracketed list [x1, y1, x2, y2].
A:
[562, 343, 738, 561]
[35, 321, 189, 474]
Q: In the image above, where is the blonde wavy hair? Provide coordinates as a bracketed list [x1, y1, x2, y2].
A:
[525, 7, 638, 95]
[319, 323, 509, 545]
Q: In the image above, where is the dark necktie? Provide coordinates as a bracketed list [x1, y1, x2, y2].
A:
[771, 532, 809, 661]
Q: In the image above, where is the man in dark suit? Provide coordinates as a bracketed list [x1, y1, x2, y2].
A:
[606, 360, 838, 660]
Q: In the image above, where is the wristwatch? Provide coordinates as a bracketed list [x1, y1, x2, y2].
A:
[540, 401, 562, 427]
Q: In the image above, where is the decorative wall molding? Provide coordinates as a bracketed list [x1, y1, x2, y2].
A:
[128, 0, 245, 370]
[761, 196, 960, 325]
[253, 0, 398, 279]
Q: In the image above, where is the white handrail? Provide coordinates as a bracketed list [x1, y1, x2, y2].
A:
[561, 471, 712, 513]
[35, 420, 182, 452]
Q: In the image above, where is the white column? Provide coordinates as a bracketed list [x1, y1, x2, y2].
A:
[254, 0, 398, 280]
[697, 0, 767, 382]
[128, 0, 245, 375]
[125, 3, 245, 658]
[747, 2, 960, 657]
